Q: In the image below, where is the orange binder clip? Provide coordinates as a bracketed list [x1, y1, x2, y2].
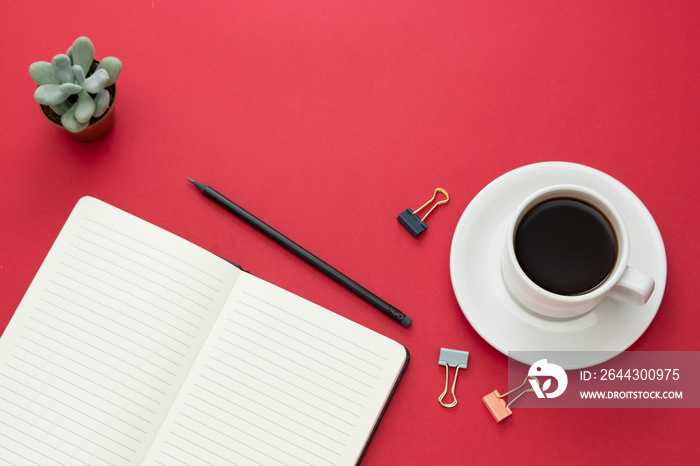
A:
[482, 376, 539, 423]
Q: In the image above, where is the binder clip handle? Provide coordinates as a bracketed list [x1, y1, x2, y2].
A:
[438, 365, 460, 408]
[413, 188, 449, 223]
[502, 375, 539, 406]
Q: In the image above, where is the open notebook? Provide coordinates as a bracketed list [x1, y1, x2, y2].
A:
[0, 197, 409, 465]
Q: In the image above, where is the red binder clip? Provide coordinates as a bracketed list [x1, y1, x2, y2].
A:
[482, 376, 539, 423]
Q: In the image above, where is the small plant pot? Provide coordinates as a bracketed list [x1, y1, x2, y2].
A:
[38, 59, 117, 142]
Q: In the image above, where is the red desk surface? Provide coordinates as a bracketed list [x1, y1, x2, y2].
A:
[2, 1, 699, 464]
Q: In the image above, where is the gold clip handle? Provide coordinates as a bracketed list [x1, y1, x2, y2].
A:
[412, 188, 449, 222]
[500, 375, 539, 407]
[438, 364, 460, 408]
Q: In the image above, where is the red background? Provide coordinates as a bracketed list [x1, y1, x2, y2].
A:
[2, 1, 699, 464]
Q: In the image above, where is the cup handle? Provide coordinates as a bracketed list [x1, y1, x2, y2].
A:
[608, 266, 655, 306]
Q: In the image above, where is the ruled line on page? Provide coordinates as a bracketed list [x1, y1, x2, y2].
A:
[0, 379, 142, 461]
[58, 260, 207, 323]
[201, 362, 357, 427]
[169, 428, 266, 466]
[233, 295, 389, 385]
[219, 330, 371, 398]
[48, 275, 197, 342]
[193, 377, 351, 445]
[34, 304, 180, 375]
[81, 218, 225, 286]
[26, 317, 172, 388]
[4, 361, 152, 425]
[241, 290, 388, 364]
[0, 430, 83, 466]
[65, 247, 212, 311]
[211, 354, 361, 420]
[8, 352, 157, 414]
[156, 446, 213, 466]
[181, 407, 332, 466]
[69, 238, 217, 302]
[43, 288, 189, 358]
[0, 412, 133, 462]
[231, 302, 380, 378]
[13, 338, 163, 405]
[72, 219, 224, 317]
[228, 308, 380, 381]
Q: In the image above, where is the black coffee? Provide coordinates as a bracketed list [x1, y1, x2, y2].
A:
[514, 198, 617, 295]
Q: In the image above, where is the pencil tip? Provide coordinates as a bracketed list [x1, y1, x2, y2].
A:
[187, 177, 206, 193]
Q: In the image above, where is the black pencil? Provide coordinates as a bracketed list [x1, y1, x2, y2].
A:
[188, 178, 412, 327]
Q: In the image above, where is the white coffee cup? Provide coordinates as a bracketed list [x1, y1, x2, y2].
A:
[501, 184, 655, 318]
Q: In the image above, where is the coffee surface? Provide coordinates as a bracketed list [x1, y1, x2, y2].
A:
[514, 198, 617, 295]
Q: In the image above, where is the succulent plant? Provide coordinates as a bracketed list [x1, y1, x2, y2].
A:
[29, 37, 122, 133]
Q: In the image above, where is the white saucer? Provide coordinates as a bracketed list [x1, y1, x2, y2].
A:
[449, 162, 667, 369]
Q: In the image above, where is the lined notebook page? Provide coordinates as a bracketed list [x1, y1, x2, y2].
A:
[0, 197, 241, 466]
[144, 272, 407, 466]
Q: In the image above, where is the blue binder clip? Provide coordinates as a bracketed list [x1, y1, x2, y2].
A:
[398, 188, 449, 238]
